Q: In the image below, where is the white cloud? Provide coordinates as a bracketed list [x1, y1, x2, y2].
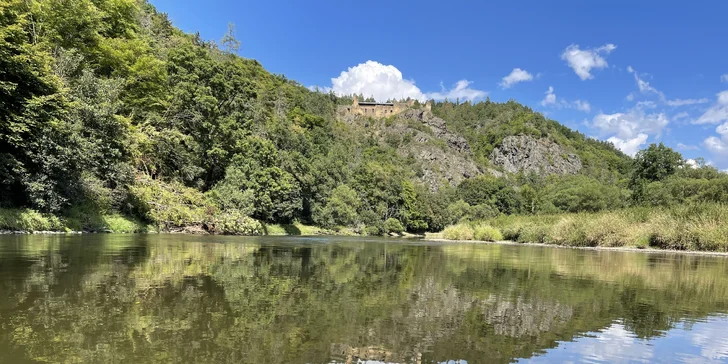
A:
[499, 68, 534, 88]
[540, 86, 590, 112]
[674, 111, 690, 120]
[666, 98, 709, 106]
[704, 136, 728, 155]
[574, 100, 591, 112]
[326, 60, 486, 102]
[677, 142, 699, 151]
[685, 158, 699, 168]
[427, 80, 488, 102]
[307, 85, 332, 93]
[591, 104, 669, 155]
[592, 108, 669, 140]
[694, 91, 728, 124]
[628, 66, 662, 97]
[703, 122, 728, 161]
[608, 134, 649, 156]
[721, 74, 728, 83]
[541, 86, 556, 106]
[628, 67, 707, 107]
[561, 43, 616, 80]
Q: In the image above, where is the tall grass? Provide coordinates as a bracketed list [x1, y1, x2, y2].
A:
[438, 203, 728, 252]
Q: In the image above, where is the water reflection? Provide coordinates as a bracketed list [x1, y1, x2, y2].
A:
[0, 234, 727, 363]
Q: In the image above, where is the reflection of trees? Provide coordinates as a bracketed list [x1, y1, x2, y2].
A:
[0, 236, 727, 363]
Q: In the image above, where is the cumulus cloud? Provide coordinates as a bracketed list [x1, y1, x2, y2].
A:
[323, 60, 487, 103]
[561, 43, 616, 80]
[685, 158, 700, 168]
[608, 134, 649, 156]
[591, 105, 669, 155]
[694, 91, 728, 125]
[592, 109, 669, 139]
[703, 122, 728, 156]
[540, 86, 590, 112]
[541, 86, 557, 106]
[499, 68, 534, 88]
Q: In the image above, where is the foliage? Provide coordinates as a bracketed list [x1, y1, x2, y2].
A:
[442, 223, 474, 241]
[473, 224, 503, 242]
[446, 203, 728, 252]
[383, 218, 405, 234]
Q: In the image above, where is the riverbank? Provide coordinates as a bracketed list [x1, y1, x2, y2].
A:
[0, 207, 371, 236]
[431, 203, 728, 253]
[424, 235, 728, 257]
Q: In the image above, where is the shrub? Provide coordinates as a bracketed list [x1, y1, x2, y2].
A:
[473, 225, 503, 242]
[213, 210, 263, 235]
[442, 223, 474, 241]
[383, 218, 405, 234]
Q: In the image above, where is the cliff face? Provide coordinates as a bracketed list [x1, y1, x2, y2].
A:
[489, 135, 582, 176]
[339, 108, 481, 190]
[340, 109, 587, 188]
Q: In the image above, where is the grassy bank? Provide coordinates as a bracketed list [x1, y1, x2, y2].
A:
[434, 203, 728, 252]
[0, 208, 149, 233]
[0, 208, 350, 236]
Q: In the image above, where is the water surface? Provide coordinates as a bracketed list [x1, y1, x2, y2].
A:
[1, 234, 727, 363]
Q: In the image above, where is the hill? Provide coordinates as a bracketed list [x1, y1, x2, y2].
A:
[3, 0, 721, 235]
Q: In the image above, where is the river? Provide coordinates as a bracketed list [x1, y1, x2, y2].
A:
[1, 234, 727, 363]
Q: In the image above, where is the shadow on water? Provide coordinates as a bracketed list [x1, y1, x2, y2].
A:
[0, 234, 727, 363]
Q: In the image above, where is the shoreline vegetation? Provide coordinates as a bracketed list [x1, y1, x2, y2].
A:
[431, 203, 728, 253]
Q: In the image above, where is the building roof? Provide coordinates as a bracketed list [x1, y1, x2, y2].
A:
[358, 102, 394, 106]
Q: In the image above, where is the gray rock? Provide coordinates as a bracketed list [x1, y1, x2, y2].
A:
[489, 135, 582, 176]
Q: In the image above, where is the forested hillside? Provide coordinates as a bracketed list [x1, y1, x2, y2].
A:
[2, 0, 726, 235]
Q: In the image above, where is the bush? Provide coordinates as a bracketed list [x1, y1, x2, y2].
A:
[473, 225, 503, 242]
[442, 223, 474, 241]
[383, 218, 405, 234]
[128, 175, 213, 229]
[213, 210, 263, 235]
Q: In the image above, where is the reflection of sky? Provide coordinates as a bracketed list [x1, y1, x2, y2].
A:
[521, 316, 728, 364]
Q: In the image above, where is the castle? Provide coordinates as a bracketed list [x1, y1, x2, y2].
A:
[340, 96, 431, 117]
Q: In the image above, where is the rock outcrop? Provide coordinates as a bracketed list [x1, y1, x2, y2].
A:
[337, 107, 481, 191]
[489, 135, 582, 176]
[401, 109, 470, 153]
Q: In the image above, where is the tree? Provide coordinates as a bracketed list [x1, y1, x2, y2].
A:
[630, 143, 683, 202]
[220, 22, 240, 54]
[314, 184, 360, 228]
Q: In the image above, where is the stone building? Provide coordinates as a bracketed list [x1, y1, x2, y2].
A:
[340, 96, 431, 117]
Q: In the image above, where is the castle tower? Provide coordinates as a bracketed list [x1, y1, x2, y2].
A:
[353, 95, 359, 107]
[425, 101, 432, 111]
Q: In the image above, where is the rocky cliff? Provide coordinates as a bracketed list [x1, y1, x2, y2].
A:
[339, 108, 481, 190]
[489, 135, 582, 176]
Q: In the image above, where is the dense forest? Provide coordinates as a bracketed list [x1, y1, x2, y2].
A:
[2, 0, 727, 235]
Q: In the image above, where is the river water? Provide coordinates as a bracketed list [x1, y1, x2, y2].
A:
[0, 234, 727, 363]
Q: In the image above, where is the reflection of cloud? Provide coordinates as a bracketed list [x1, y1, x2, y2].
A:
[578, 323, 654, 363]
[521, 317, 728, 364]
[689, 321, 728, 360]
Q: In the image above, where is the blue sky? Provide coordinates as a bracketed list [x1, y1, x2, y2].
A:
[150, 0, 728, 168]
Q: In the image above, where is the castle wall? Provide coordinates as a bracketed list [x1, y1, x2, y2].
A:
[339, 97, 431, 118]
